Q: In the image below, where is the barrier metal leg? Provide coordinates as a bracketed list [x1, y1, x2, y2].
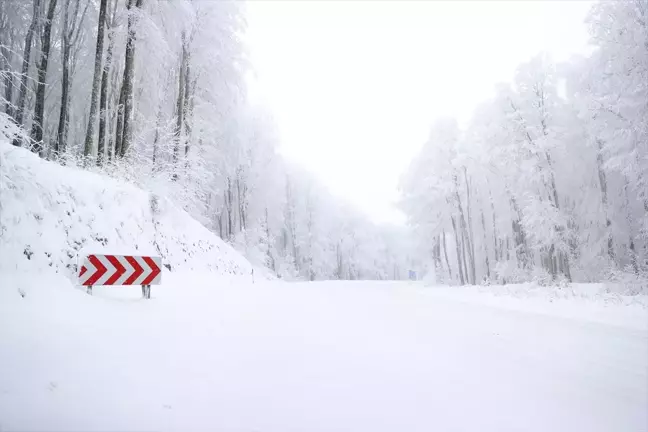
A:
[87, 285, 93, 295]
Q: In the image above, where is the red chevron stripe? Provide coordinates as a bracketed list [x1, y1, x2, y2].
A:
[124, 256, 144, 285]
[84, 255, 107, 286]
[105, 255, 126, 285]
[141, 256, 161, 285]
[79, 265, 87, 278]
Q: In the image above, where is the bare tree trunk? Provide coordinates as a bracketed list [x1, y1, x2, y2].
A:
[120, 0, 143, 157]
[55, 0, 85, 157]
[509, 192, 530, 269]
[489, 186, 499, 263]
[451, 216, 465, 285]
[432, 234, 442, 281]
[115, 0, 143, 158]
[114, 82, 125, 157]
[217, 210, 224, 239]
[481, 208, 490, 279]
[84, 0, 107, 161]
[463, 168, 477, 283]
[285, 177, 299, 271]
[596, 139, 615, 262]
[99, 0, 117, 163]
[265, 208, 275, 271]
[545, 151, 572, 282]
[151, 106, 162, 167]
[226, 177, 234, 239]
[442, 229, 452, 281]
[460, 229, 470, 284]
[454, 177, 474, 284]
[30, 0, 58, 155]
[183, 53, 192, 158]
[12, 0, 41, 146]
[548, 244, 557, 280]
[0, 3, 15, 118]
[237, 174, 243, 231]
[172, 33, 187, 177]
[0, 40, 13, 117]
[55, 0, 72, 157]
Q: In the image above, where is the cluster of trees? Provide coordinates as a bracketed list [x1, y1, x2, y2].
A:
[0, 0, 414, 281]
[400, 0, 647, 285]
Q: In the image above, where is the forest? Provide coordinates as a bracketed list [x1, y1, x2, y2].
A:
[0, 0, 414, 281]
[0, 0, 646, 284]
[401, 1, 647, 285]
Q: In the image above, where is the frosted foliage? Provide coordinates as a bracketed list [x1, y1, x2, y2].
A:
[2, 0, 645, 284]
[400, 1, 648, 287]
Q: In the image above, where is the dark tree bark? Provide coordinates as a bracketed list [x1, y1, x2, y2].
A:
[114, 81, 126, 157]
[100, 0, 118, 162]
[97, 24, 113, 164]
[115, 0, 144, 158]
[0, 2, 16, 118]
[30, 0, 58, 155]
[12, 0, 40, 146]
[183, 52, 192, 158]
[172, 33, 187, 175]
[55, 0, 72, 156]
[55, 0, 86, 156]
[151, 107, 162, 167]
[0, 46, 12, 118]
[84, 0, 107, 161]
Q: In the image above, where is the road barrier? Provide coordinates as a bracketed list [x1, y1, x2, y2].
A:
[79, 254, 162, 299]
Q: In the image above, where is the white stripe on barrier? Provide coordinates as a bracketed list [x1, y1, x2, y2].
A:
[133, 256, 150, 286]
[116, 255, 134, 285]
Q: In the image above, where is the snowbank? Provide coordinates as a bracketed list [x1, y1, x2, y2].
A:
[0, 143, 254, 281]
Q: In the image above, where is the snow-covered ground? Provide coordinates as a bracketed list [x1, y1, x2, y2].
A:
[1, 274, 646, 432]
[2, 140, 646, 431]
[0, 143, 256, 278]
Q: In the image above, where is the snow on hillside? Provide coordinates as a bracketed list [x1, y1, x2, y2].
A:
[0, 143, 254, 280]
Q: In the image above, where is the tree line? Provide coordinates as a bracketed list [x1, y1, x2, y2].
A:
[400, 0, 647, 285]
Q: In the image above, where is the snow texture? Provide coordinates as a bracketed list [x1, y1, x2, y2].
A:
[0, 142, 255, 279]
[1, 139, 646, 432]
[0, 275, 646, 431]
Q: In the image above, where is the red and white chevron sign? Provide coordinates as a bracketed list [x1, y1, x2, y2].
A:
[78, 254, 162, 286]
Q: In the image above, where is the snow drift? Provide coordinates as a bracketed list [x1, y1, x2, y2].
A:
[0, 143, 254, 281]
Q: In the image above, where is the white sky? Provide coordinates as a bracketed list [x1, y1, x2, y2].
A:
[245, 1, 593, 225]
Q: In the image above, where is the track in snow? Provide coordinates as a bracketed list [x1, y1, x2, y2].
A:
[1, 275, 646, 432]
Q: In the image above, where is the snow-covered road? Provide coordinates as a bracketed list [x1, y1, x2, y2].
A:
[1, 275, 646, 431]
